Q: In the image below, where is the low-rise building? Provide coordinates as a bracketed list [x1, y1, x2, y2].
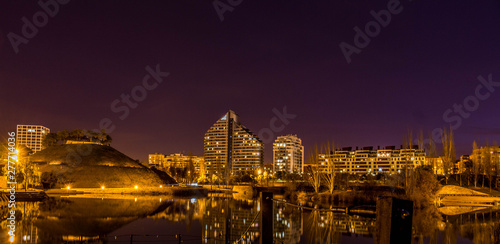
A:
[148, 153, 204, 173]
[314, 145, 426, 175]
[424, 156, 444, 175]
[148, 153, 166, 167]
[470, 145, 500, 175]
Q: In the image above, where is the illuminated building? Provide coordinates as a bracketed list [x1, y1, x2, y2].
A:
[273, 201, 303, 244]
[148, 153, 204, 172]
[470, 145, 500, 175]
[16, 124, 50, 152]
[273, 134, 304, 173]
[204, 110, 264, 178]
[148, 153, 166, 166]
[312, 145, 426, 174]
[202, 198, 261, 243]
[424, 156, 445, 175]
[457, 155, 470, 174]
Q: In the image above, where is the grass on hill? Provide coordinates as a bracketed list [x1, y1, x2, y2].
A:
[30, 144, 176, 188]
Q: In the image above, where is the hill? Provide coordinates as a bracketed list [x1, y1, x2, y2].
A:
[30, 144, 176, 188]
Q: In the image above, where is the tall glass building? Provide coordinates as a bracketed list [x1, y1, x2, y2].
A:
[204, 110, 264, 179]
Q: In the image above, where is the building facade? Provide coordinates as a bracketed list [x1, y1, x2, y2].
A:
[273, 134, 304, 173]
[470, 145, 500, 175]
[148, 153, 167, 167]
[313, 146, 426, 175]
[204, 110, 264, 178]
[16, 125, 50, 153]
[201, 198, 303, 244]
[424, 156, 445, 175]
[148, 153, 204, 173]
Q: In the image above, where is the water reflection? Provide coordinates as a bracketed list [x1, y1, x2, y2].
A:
[305, 210, 375, 244]
[1, 196, 170, 243]
[1, 195, 500, 243]
[441, 209, 500, 244]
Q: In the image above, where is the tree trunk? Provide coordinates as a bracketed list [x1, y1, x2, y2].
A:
[490, 177, 492, 192]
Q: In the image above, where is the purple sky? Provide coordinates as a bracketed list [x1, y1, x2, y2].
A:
[1, 0, 500, 163]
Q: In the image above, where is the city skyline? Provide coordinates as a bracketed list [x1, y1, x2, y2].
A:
[1, 2, 500, 243]
[1, 1, 500, 163]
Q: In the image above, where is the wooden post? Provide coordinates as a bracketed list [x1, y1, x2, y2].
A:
[375, 197, 413, 244]
[260, 192, 273, 244]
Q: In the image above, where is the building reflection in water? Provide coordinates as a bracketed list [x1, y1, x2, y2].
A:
[199, 195, 303, 244]
[201, 197, 261, 243]
[440, 208, 500, 244]
[0, 201, 41, 243]
[1, 196, 168, 243]
[305, 209, 375, 244]
[273, 201, 303, 244]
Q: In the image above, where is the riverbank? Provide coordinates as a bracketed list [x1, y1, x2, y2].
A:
[45, 185, 208, 197]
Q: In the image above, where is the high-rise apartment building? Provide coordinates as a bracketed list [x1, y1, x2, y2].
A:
[273, 134, 304, 173]
[204, 110, 264, 178]
[16, 125, 50, 153]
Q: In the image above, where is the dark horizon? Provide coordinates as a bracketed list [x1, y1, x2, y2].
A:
[1, 1, 500, 163]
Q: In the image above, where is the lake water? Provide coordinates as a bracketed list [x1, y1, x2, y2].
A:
[1, 194, 499, 243]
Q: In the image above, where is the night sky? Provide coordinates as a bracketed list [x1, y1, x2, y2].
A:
[1, 0, 500, 163]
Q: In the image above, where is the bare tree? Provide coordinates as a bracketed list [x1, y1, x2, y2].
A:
[493, 141, 500, 189]
[472, 141, 480, 188]
[482, 141, 494, 192]
[322, 141, 336, 194]
[426, 132, 438, 175]
[441, 127, 456, 185]
[186, 152, 196, 184]
[402, 129, 414, 189]
[198, 154, 206, 182]
[306, 146, 322, 194]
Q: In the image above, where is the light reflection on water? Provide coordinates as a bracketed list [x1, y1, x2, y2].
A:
[1, 195, 499, 243]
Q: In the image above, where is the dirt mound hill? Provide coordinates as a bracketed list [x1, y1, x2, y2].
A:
[31, 144, 176, 188]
